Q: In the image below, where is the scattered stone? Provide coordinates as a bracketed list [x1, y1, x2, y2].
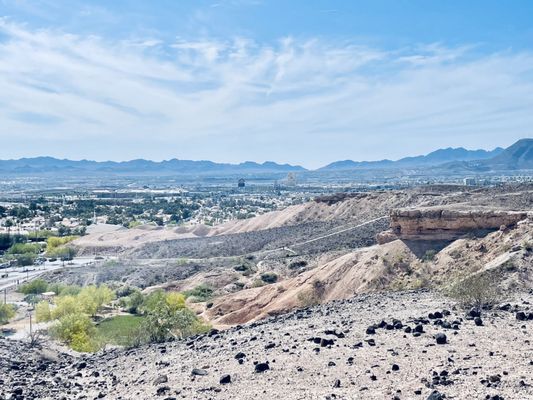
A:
[427, 390, 445, 400]
[153, 375, 168, 385]
[516, 312, 527, 321]
[255, 363, 270, 373]
[435, 333, 447, 345]
[192, 368, 208, 376]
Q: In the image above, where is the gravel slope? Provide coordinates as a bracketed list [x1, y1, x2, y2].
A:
[2, 290, 533, 400]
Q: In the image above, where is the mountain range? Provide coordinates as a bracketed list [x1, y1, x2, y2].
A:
[0, 138, 531, 176]
[319, 146, 504, 171]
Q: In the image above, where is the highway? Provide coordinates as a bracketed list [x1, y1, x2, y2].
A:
[0, 257, 101, 292]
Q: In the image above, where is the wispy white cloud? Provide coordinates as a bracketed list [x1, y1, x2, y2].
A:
[0, 18, 532, 167]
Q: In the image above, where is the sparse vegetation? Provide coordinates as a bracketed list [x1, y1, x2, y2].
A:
[50, 313, 98, 352]
[289, 260, 308, 270]
[447, 273, 503, 308]
[422, 249, 437, 262]
[260, 272, 278, 284]
[297, 279, 326, 307]
[183, 284, 214, 302]
[0, 303, 16, 324]
[19, 279, 49, 295]
[250, 279, 265, 288]
[138, 290, 209, 343]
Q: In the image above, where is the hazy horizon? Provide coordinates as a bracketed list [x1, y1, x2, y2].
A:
[0, 140, 517, 170]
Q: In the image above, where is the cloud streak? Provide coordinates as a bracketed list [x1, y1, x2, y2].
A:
[0, 19, 532, 167]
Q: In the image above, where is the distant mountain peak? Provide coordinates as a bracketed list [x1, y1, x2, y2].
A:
[319, 145, 504, 171]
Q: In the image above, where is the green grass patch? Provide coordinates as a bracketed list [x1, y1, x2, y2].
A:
[183, 284, 213, 302]
[96, 315, 145, 347]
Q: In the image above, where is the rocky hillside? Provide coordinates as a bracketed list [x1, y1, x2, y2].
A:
[204, 207, 532, 326]
[2, 290, 533, 399]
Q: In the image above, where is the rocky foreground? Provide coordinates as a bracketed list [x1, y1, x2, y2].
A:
[2, 290, 533, 400]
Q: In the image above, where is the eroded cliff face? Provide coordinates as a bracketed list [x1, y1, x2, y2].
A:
[378, 207, 529, 242]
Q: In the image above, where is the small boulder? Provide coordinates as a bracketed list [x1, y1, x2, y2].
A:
[435, 333, 447, 345]
[192, 368, 208, 376]
[255, 362, 270, 373]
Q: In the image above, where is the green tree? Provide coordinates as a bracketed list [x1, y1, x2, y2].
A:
[0, 303, 16, 324]
[19, 279, 48, 295]
[35, 301, 52, 322]
[50, 313, 97, 352]
[78, 285, 115, 316]
[52, 295, 83, 319]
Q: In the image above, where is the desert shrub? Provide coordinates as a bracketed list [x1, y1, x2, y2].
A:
[45, 236, 78, 253]
[115, 286, 136, 298]
[27, 230, 57, 240]
[19, 279, 48, 295]
[251, 279, 266, 288]
[140, 293, 209, 343]
[165, 292, 187, 311]
[7, 242, 41, 255]
[52, 295, 83, 319]
[260, 272, 278, 284]
[46, 246, 76, 261]
[24, 293, 41, 306]
[447, 273, 502, 308]
[521, 240, 532, 252]
[422, 249, 437, 262]
[128, 221, 142, 229]
[297, 279, 326, 307]
[35, 301, 52, 322]
[50, 313, 98, 352]
[501, 260, 517, 272]
[123, 290, 144, 314]
[410, 277, 429, 290]
[47, 283, 81, 296]
[77, 285, 115, 316]
[0, 303, 16, 324]
[16, 254, 36, 267]
[289, 260, 308, 270]
[233, 264, 248, 272]
[184, 284, 213, 302]
[0, 233, 26, 251]
[448, 249, 463, 260]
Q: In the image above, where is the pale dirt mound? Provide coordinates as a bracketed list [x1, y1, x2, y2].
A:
[205, 218, 533, 327]
[205, 241, 416, 326]
[72, 191, 444, 255]
[73, 187, 531, 256]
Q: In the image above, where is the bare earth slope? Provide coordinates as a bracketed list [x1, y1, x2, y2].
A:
[206, 213, 533, 326]
[2, 290, 533, 400]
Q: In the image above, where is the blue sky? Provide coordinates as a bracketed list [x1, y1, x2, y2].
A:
[1, 0, 532, 167]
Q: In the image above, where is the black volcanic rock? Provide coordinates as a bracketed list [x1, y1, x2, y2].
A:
[254, 363, 270, 373]
[435, 333, 447, 345]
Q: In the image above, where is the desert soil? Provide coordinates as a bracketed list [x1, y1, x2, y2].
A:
[1, 290, 533, 400]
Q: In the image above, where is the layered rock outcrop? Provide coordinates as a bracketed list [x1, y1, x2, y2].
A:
[378, 206, 529, 242]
